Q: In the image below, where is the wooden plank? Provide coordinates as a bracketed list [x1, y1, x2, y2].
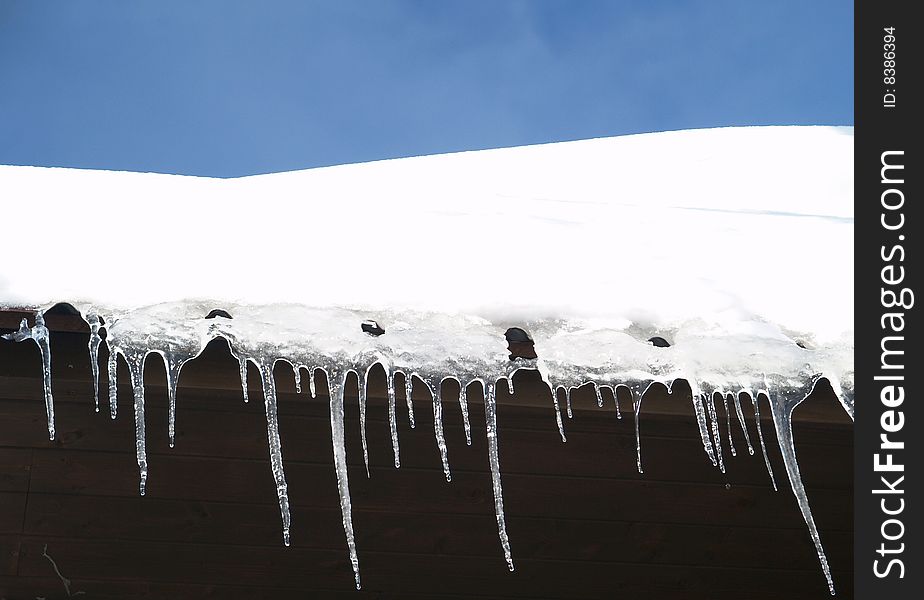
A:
[0, 575, 531, 600]
[0, 397, 852, 490]
[0, 449, 31, 493]
[22, 492, 852, 572]
[0, 493, 26, 535]
[25, 448, 851, 532]
[13, 537, 851, 599]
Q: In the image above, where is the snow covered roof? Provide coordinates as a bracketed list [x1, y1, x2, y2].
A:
[0, 125, 854, 593]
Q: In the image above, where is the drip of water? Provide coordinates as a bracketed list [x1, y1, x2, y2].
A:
[1, 313, 55, 439]
[87, 313, 102, 413]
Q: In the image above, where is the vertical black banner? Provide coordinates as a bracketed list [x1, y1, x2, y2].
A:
[856, 1, 918, 598]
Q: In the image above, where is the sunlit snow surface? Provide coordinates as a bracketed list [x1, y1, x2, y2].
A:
[1, 126, 853, 593]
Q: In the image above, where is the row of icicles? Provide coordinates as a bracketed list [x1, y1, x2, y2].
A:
[2, 310, 837, 594]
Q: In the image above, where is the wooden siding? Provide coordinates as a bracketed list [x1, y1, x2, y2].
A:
[0, 312, 852, 599]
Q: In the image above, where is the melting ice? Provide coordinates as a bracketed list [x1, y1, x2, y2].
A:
[2, 301, 852, 593]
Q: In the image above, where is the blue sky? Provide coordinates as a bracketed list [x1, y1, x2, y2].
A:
[0, 1, 853, 177]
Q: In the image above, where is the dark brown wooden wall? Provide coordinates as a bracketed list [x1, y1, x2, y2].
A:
[0, 318, 852, 599]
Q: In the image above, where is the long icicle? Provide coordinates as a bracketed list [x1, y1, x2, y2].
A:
[125, 349, 147, 495]
[404, 371, 416, 428]
[328, 371, 361, 589]
[107, 346, 118, 419]
[691, 389, 717, 466]
[633, 385, 646, 473]
[706, 392, 726, 473]
[733, 392, 755, 455]
[358, 370, 370, 478]
[386, 370, 400, 467]
[258, 359, 292, 547]
[549, 385, 566, 443]
[769, 387, 834, 595]
[723, 393, 737, 457]
[459, 382, 472, 445]
[87, 313, 102, 413]
[164, 351, 184, 449]
[237, 355, 249, 403]
[2, 314, 55, 439]
[752, 392, 778, 491]
[430, 379, 451, 481]
[293, 364, 302, 394]
[484, 381, 514, 571]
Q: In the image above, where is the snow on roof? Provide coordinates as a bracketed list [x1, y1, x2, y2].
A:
[0, 125, 854, 593]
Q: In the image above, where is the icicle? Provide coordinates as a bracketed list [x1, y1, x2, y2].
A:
[768, 386, 834, 595]
[691, 389, 717, 467]
[484, 381, 514, 571]
[328, 371, 362, 590]
[258, 360, 292, 547]
[163, 351, 184, 449]
[429, 379, 451, 481]
[237, 355, 249, 403]
[506, 375, 514, 395]
[723, 393, 737, 457]
[752, 392, 778, 491]
[87, 313, 102, 413]
[358, 371, 370, 478]
[549, 385, 566, 443]
[564, 387, 573, 418]
[124, 349, 147, 495]
[613, 387, 622, 419]
[633, 385, 645, 474]
[107, 347, 118, 419]
[705, 392, 725, 473]
[733, 392, 755, 456]
[404, 372, 416, 428]
[458, 382, 472, 445]
[308, 367, 317, 399]
[594, 383, 604, 408]
[386, 370, 400, 467]
[2, 314, 55, 439]
[293, 365, 302, 394]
